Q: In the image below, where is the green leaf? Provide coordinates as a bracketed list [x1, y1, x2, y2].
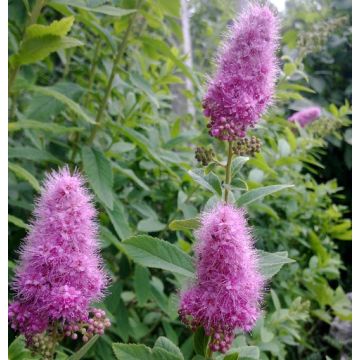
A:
[8, 215, 30, 230]
[120, 235, 195, 278]
[168, 218, 200, 231]
[258, 250, 295, 279]
[154, 337, 184, 360]
[31, 85, 94, 124]
[59, 1, 137, 17]
[113, 164, 150, 191]
[236, 185, 294, 207]
[9, 146, 60, 163]
[278, 83, 315, 94]
[138, 218, 167, 233]
[106, 201, 131, 240]
[238, 346, 260, 359]
[115, 298, 130, 342]
[224, 354, 239, 360]
[118, 126, 179, 180]
[82, 147, 114, 209]
[113, 343, 153, 360]
[8, 162, 40, 192]
[157, 0, 180, 17]
[68, 335, 99, 360]
[11, 35, 83, 66]
[231, 156, 249, 175]
[141, 36, 196, 84]
[193, 327, 210, 356]
[134, 265, 151, 306]
[284, 62, 297, 77]
[129, 72, 159, 108]
[8, 335, 40, 360]
[153, 347, 182, 360]
[26, 79, 85, 121]
[8, 119, 82, 134]
[188, 169, 222, 196]
[25, 16, 74, 39]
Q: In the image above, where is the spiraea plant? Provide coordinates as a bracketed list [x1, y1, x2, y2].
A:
[9, 168, 110, 359]
[8, 0, 351, 359]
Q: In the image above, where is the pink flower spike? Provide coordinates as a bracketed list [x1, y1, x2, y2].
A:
[203, 3, 280, 141]
[179, 203, 265, 352]
[288, 106, 322, 127]
[9, 167, 109, 340]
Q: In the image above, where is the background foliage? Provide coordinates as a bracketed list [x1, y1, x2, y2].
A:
[8, 0, 352, 359]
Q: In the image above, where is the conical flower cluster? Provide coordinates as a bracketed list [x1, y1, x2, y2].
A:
[203, 3, 279, 141]
[288, 106, 321, 127]
[179, 203, 264, 353]
[9, 168, 109, 344]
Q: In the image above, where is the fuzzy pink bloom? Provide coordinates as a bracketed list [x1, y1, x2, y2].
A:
[203, 3, 280, 141]
[179, 203, 264, 353]
[9, 167, 108, 339]
[288, 106, 322, 127]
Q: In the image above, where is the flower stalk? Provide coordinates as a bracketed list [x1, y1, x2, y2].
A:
[224, 141, 233, 203]
[87, 10, 137, 145]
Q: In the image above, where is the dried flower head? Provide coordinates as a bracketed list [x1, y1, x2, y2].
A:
[8, 167, 110, 352]
[288, 106, 321, 127]
[179, 203, 264, 353]
[203, 3, 280, 141]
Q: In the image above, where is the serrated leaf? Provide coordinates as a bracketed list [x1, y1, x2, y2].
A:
[68, 335, 99, 360]
[8, 163, 40, 192]
[154, 337, 184, 360]
[188, 169, 222, 196]
[106, 201, 131, 240]
[120, 235, 195, 278]
[138, 218, 166, 233]
[8, 119, 82, 134]
[168, 218, 200, 231]
[193, 327, 209, 356]
[25, 16, 74, 39]
[134, 265, 151, 306]
[8, 335, 40, 360]
[231, 156, 249, 175]
[118, 126, 179, 180]
[113, 343, 153, 360]
[11, 35, 83, 65]
[9, 146, 60, 163]
[61, 2, 137, 17]
[82, 147, 114, 209]
[236, 185, 294, 207]
[31, 85, 94, 124]
[153, 347, 182, 360]
[258, 250, 295, 279]
[8, 215, 30, 230]
[113, 164, 150, 191]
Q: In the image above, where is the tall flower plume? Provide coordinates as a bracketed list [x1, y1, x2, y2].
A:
[288, 106, 322, 127]
[8, 167, 110, 356]
[203, 3, 280, 141]
[179, 203, 264, 353]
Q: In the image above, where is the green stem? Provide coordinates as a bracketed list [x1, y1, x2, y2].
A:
[224, 141, 233, 203]
[26, 0, 47, 27]
[87, 11, 137, 145]
[85, 39, 102, 108]
[70, 38, 102, 163]
[8, 0, 46, 95]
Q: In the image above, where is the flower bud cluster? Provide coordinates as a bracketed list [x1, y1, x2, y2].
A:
[232, 136, 261, 156]
[195, 146, 215, 166]
[30, 332, 58, 360]
[63, 308, 111, 343]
